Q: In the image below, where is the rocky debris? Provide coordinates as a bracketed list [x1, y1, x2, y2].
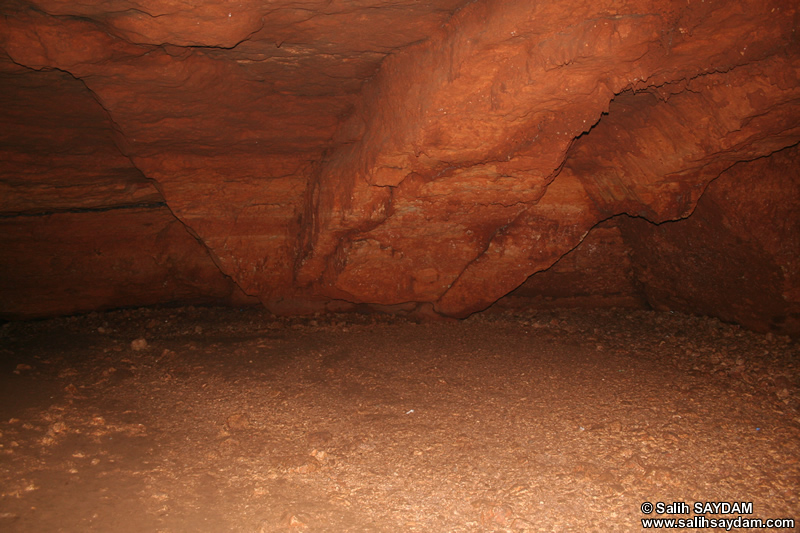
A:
[226, 413, 252, 432]
[0, 305, 797, 530]
[130, 338, 149, 352]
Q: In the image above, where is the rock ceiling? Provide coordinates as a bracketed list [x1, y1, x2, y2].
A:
[1, 0, 799, 335]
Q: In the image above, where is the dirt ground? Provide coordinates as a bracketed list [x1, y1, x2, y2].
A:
[0, 306, 798, 532]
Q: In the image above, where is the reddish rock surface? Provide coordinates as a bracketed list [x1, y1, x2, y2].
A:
[0, 208, 254, 319]
[0, 65, 252, 318]
[495, 219, 646, 311]
[0, 67, 159, 214]
[1, 0, 799, 335]
[499, 145, 800, 336]
[619, 145, 800, 336]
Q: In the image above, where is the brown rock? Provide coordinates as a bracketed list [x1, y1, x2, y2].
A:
[474, 500, 515, 527]
[225, 413, 252, 431]
[278, 511, 309, 528]
[619, 145, 800, 337]
[499, 220, 644, 310]
[0, 0, 798, 337]
[130, 338, 149, 352]
[298, 0, 800, 319]
[306, 431, 333, 448]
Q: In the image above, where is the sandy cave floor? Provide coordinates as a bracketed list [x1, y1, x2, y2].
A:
[0, 306, 798, 532]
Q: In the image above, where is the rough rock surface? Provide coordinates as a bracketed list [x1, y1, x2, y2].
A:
[500, 145, 800, 337]
[0, 67, 253, 318]
[619, 145, 800, 337]
[1, 0, 799, 334]
[495, 219, 645, 311]
[0, 207, 254, 318]
[1, 306, 798, 530]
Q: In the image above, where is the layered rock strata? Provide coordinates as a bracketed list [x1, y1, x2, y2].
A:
[1, 0, 798, 334]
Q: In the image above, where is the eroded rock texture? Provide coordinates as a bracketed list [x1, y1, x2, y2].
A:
[1, 0, 799, 334]
[620, 145, 800, 336]
[0, 67, 253, 317]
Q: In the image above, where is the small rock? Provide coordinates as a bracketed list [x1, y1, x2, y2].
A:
[218, 438, 240, 455]
[13, 364, 32, 374]
[474, 501, 515, 527]
[226, 413, 251, 431]
[278, 511, 309, 528]
[46, 422, 68, 437]
[310, 449, 334, 466]
[306, 430, 332, 447]
[294, 462, 319, 474]
[131, 338, 149, 351]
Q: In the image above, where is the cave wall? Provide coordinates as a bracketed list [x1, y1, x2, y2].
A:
[1, 0, 799, 334]
[0, 67, 252, 318]
[619, 145, 800, 336]
[496, 219, 646, 311]
[0, 208, 254, 319]
[499, 144, 800, 337]
[299, 0, 800, 319]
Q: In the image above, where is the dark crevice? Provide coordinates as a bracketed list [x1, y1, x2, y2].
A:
[0, 202, 168, 219]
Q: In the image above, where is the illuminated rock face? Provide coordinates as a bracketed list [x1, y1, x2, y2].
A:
[1, 0, 798, 334]
[500, 145, 800, 337]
